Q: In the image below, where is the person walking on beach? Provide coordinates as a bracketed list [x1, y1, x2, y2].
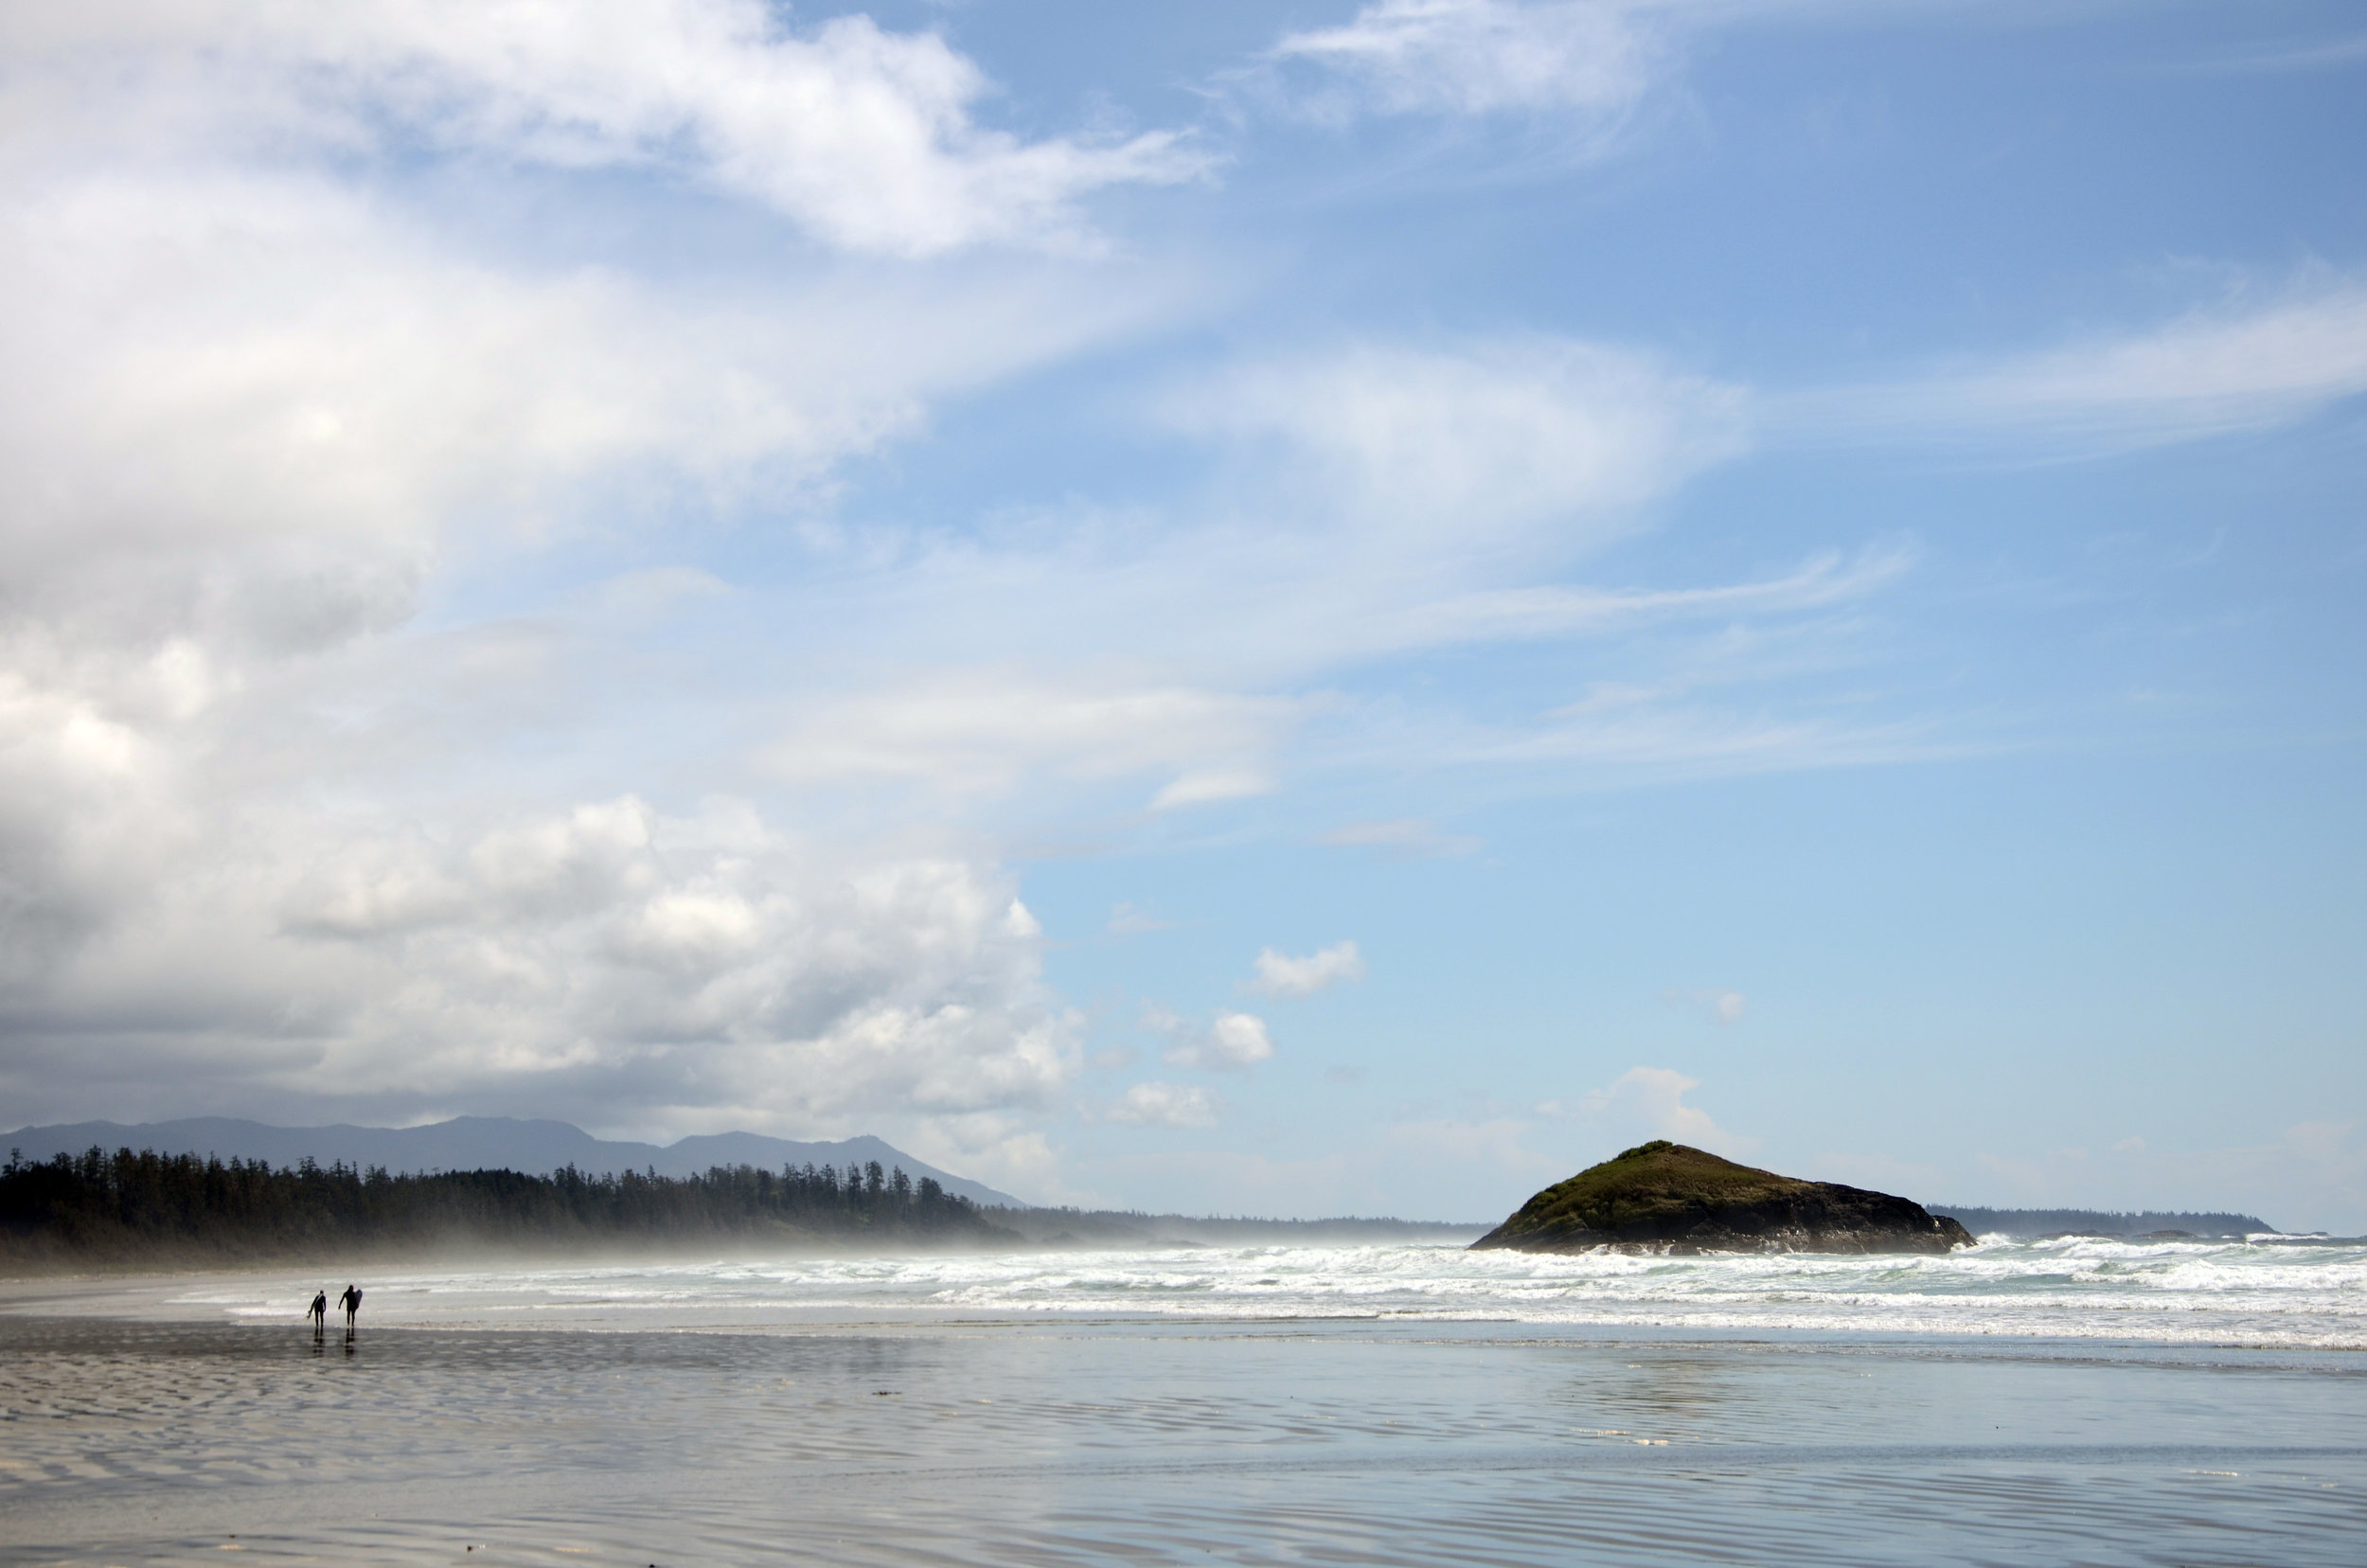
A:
[338, 1284, 363, 1328]
[308, 1291, 328, 1330]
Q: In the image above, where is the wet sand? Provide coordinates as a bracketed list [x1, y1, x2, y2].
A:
[3, 1309, 2360, 1566]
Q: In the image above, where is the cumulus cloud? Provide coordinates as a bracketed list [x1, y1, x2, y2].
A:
[7, 0, 1203, 257]
[1264, 0, 1673, 133]
[1100, 1080, 1220, 1130]
[0, 792, 1078, 1131]
[0, 0, 1219, 1148]
[1148, 1005, 1278, 1073]
[1247, 940, 1366, 998]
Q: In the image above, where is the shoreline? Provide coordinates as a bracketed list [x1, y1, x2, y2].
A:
[3, 1235, 2360, 1351]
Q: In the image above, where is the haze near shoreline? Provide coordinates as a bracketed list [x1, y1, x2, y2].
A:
[6, 1115, 2281, 1238]
[2, 1116, 1026, 1208]
[2, 1116, 2293, 1281]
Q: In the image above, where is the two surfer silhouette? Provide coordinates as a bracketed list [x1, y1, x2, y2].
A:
[306, 1285, 361, 1339]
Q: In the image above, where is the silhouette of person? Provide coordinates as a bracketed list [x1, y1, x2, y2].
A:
[309, 1291, 328, 1330]
[338, 1284, 363, 1328]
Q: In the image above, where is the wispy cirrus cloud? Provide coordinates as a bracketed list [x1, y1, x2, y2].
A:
[1779, 282, 2367, 454]
[1318, 820, 1485, 859]
[1263, 0, 1675, 130]
[1160, 336, 1748, 561]
[8, 0, 1205, 257]
[758, 670, 1302, 803]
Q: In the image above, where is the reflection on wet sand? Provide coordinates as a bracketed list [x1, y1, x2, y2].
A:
[0, 1313, 2359, 1566]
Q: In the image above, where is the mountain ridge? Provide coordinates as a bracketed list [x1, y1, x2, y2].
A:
[1, 1116, 1029, 1209]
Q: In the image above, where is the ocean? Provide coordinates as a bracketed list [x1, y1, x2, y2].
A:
[3, 1234, 2361, 1565]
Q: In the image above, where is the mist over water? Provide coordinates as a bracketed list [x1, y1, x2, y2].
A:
[37, 1234, 2367, 1349]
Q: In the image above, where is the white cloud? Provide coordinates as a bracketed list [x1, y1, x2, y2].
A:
[1785, 283, 2367, 453]
[1100, 1080, 1220, 1130]
[686, 333, 1799, 821]
[1149, 1006, 1278, 1073]
[1551, 1065, 1753, 1154]
[1247, 940, 1367, 998]
[1149, 767, 1274, 811]
[8, 0, 1203, 257]
[1165, 337, 1747, 561]
[898, 1112, 1066, 1206]
[1265, 0, 1672, 130]
[0, 164, 1183, 668]
[762, 670, 1300, 803]
[1106, 903, 1179, 935]
[0, 0, 1224, 1152]
[1473, 665, 1945, 783]
[0, 99, 1183, 1147]
[0, 791, 1079, 1131]
[1384, 543, 1909, 650]
[1663, 986, 1745, 1025]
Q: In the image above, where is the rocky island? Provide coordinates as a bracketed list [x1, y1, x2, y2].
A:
[1472, 1140, 1975, 1256]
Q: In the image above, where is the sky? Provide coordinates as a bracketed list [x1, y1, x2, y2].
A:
[2, 0, 2363, 1230]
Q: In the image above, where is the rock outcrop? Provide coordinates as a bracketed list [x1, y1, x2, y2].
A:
[1471, 1140, 1975, 1256]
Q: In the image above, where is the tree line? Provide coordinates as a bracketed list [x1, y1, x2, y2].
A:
[1, 1146, 1012, 1266]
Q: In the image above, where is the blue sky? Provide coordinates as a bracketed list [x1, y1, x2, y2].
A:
[1, 1, 2362, 1228]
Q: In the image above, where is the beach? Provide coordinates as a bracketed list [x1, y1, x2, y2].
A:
[3, 1238, 2362, 1565]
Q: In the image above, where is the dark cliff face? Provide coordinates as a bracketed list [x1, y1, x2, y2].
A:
[1471, 1141, 1975, 1256]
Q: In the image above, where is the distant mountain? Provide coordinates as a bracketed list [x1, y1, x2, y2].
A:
[1, 1116, 1029, 1209]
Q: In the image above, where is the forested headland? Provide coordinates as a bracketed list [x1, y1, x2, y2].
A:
[1, 1146, 1015, 1271]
